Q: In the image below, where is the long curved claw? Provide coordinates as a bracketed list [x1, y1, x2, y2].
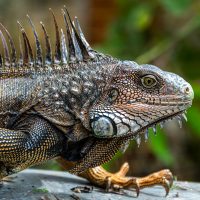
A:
[166, 170, 174, 188]
[135, 180, 140, 197]
[163, 177, 170, 196]
[130, 178, 140, 197]
[160, 170, 174, 196]
[105, 176, 111, 192]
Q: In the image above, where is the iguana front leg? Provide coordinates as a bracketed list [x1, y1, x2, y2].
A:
[58, 158, 173, 197]
[0, 115, 65, 178]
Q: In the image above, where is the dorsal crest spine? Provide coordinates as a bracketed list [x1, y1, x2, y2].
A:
[0, 6, 100, 69]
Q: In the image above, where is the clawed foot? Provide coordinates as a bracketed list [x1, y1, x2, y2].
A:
[86, 162, 173, 197]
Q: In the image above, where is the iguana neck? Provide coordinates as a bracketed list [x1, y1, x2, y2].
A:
[37, 59, 119, 123]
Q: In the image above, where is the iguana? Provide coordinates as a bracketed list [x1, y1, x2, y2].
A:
[0, 7, 194, 197]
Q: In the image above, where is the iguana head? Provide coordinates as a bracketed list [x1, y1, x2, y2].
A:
[89, 61, 194, 141]
[69, 61, 194, 174]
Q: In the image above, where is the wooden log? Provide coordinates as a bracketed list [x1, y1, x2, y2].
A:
[0, 169, 200, 200]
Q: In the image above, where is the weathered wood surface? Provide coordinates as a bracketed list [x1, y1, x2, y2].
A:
[0, 169, 200, 200]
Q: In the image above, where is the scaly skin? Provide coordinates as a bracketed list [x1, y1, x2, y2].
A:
[0, 7, 194, 197]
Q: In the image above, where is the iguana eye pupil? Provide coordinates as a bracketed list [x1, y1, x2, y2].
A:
[141, 75, 157, 88]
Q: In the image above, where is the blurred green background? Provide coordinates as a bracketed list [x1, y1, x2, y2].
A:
[0, 0, 200, 181]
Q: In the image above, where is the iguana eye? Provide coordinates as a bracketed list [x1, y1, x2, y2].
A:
[141, 75, 157, 88]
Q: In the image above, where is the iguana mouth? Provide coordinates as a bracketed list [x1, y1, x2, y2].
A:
[135, 109, 188, 146]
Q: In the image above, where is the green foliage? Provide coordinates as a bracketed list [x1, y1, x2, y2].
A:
[186, 82, 200, 137]
[148, 128, 174, 166]
[126, 4, 153, 31]
[187, 106, 200, 136]
[159, 0, 192, 16]
[191, 82, 200, 99]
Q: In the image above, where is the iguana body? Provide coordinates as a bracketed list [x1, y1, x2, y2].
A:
[0, 7, 194, 196]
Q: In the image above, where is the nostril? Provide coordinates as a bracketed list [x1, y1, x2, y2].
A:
[184, 87, 190, 94]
